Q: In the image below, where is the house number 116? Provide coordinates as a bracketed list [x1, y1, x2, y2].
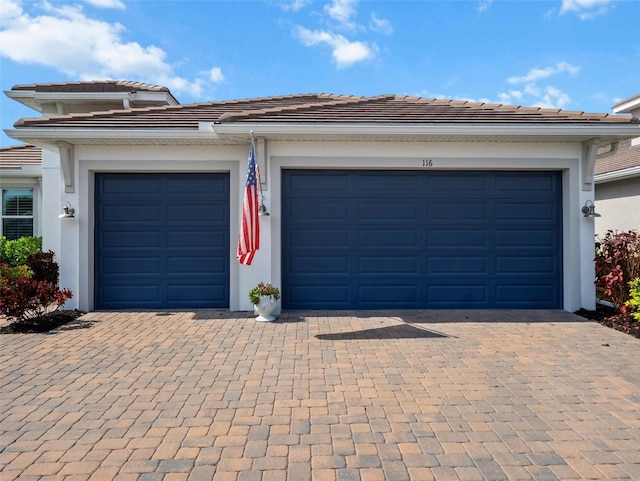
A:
[422, 159, 434, 167]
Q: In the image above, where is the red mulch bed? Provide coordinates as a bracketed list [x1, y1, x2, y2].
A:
[574, 304, 640, 339]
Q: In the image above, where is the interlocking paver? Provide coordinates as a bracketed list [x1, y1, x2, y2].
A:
[1, 309, 639, 480]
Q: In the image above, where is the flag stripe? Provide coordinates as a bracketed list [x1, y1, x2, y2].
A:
[237, 141, 260, 265]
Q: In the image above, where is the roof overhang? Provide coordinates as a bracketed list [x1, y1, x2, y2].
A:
[595, 165, 640, 184]
[4, 90, 178, 112]
[5, 122, 640, 149]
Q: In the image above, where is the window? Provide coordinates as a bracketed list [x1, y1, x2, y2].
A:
[2, 189, 34, 240]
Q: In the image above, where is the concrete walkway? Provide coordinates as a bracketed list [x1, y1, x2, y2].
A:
[1, 310, 638, 481]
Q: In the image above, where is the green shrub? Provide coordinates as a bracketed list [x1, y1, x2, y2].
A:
[626, 278, 640, 321]
[0, 264, 33, 284]
[0, 236, 43, 267]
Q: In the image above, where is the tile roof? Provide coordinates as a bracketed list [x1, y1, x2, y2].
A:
[595, 138, 640, 175]
[14, 93, 637, 130]
[0, 144, 42, 169]
[11, 80, 172, 94]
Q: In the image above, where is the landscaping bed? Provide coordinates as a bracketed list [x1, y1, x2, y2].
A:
[575, 304, 640, 339]
[0, 310, 85, 334]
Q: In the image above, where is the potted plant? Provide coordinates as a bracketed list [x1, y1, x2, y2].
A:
[249, 282, 281, 322]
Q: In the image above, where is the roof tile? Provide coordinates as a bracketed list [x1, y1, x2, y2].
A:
[12, 93, 638, 130]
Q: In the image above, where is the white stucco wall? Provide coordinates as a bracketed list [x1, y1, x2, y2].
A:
[594, 177, 640, 238]
[43, 140, 598, 313]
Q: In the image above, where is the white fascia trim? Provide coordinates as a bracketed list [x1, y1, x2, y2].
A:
[0, 167, 43, 178]
[594, 165, 640, 184]
[5, 123, 640, 143]
[4, 128, 221, 142]
[212, 122, 640, 138]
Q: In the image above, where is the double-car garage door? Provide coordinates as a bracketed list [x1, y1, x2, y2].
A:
[95, 170, 562, 310]
[282, 170, 563, 309]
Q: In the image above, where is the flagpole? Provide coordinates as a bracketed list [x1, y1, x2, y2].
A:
[251, 131, 270, 216]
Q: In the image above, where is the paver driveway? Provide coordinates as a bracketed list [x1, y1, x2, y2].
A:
[1, 309, 639, 481]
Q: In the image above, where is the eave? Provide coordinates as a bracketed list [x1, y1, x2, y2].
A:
[5, 122, 640, 150]
[595, 165, 640, 184]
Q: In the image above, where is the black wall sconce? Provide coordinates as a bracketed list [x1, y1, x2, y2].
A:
[581, 200, 601, 218]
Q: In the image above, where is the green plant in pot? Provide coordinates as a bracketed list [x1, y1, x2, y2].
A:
[249, 282, 281, 322]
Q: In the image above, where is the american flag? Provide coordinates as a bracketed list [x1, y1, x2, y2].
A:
[237, 141, 260, 265]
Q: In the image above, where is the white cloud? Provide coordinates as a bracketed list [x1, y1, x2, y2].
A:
[0, 0, 213, 97]
[209, 67, 225, 83]
[507, 61, 580, 84]
[324, 0, 358, 28]
[83, 0, 126, 9]
[369, 13, 393, 35]
[478, 0, 493, 13]
[559, 0, 613, 19]
[498, 62, 580, 108]
[295, 26, 377, 67]
[276, 0, 311, 12]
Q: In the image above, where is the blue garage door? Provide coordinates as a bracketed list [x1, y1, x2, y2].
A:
[95, 173, 230, 309]
[282, 170, 562, 309]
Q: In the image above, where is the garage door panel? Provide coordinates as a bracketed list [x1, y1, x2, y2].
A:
[496, 256, 557, 274]
[428, 256, 487, 274]
[168, 284, 227, 305]
[358, 173, 419, 193]
[166, 230, 226, 248]
[496, 229, 557, 247]
[359, 201, 418, 220]
[428, 229, 488, 247]
[496, 284, 557, 304]
[102, 176, 161, 194]
[289, 256, 349, 274]
[101, 257, 161, 274]
[285, 172, 350, 193]
[103, 231, 161, 249]
[359, 256, 419, 274]
[428, 285, 488, 304]
[102, 286, 161, 304]
[283, 170, 562, 309]
[167, 256, 226, 274]
[290, 201, 350, 222]
[497, 202, 557, 221]
[290, 284, 350, 306]
[427, 174, 487, 192]
[430, 202, 487, 221]
[359, 229, 418, 248]
[102, 205, 160, 222]
[95, 173, 230, 309]
[359, 285, 418, 304]
[496, 172, 555, 193]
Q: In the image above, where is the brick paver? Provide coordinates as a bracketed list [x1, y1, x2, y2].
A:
[1, 309, 639, 480]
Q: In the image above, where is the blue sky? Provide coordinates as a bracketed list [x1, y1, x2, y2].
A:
[1, 0, 639, 146]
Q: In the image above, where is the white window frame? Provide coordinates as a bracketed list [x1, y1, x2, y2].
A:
[0, 180, 41, 239]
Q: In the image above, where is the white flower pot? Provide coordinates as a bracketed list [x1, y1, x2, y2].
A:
[253, 295, 278, 322]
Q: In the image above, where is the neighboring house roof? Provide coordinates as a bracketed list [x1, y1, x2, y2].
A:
[595, 92, 640, 182]
[0, 144, 42, 169]
[7, 93, 640, 147]
[595, 138, 640, 175]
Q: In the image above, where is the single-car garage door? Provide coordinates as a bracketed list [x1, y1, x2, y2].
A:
[95, 173, 230, 309]
[282, 170, 562, 309]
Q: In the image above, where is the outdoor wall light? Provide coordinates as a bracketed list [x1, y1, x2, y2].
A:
[258, 201, 270, 216]
[581, 200, 601, 218]
[58, 201, 75, 219]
